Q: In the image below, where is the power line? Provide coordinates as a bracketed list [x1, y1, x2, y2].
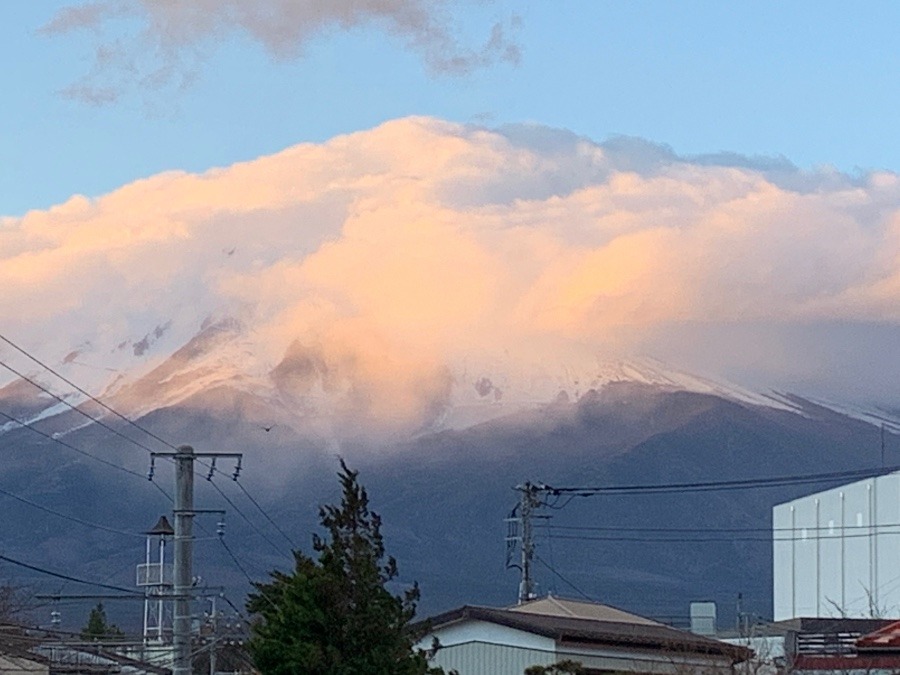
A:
[220, 594, 251, 625]
[540, 528, 900, 544]
[0, 553, 142, 596]
[0, 408, 171, 502]
[218, 538, 283, 613]
[541, 465, 900, 497]
[0, 332, 175, 451]
[207, 478, 289, 561]
[533, 553, 593, 602]
[535, 523, 900, 534]
[233, 480, 297, 550]
[0, 334, 297, 564]
[0, 357, 160, 457]
[0, 484, 147, 539]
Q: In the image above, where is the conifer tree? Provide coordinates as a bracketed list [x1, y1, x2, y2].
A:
[247, 461, 446, 675]
[81, 603, 123, 641]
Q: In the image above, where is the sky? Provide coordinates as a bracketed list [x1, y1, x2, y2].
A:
[5, 1, 900, 217]
[4, 1, 900, 420]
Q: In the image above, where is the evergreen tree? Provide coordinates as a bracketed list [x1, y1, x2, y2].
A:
[81, 603, 123, 641]
[247, 461, 446, 675]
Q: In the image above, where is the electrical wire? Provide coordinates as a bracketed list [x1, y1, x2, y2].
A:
[533, 553, 594, 602]
[0, 335, 297, 560]
[220, 594, 251, 625]
[538, 527, 900, 544]
[0, 357, 161, 456]
[233, 480, 296, 549]
[0, 341, 297, 564]
[534, 522, 900, 534]
[0, 484, 147, 538]
[0, 408, 172, 502]
[541, 465, 900, 497]
[207, 478, 289, 561]
[0, 332, 174, 452]
[218, 538, 255, 587]
[218, 538, 284, 613]
[0, 554, 143, 596]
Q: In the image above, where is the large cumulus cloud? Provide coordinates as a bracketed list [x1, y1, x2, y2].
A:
[3, 117, 900, 429]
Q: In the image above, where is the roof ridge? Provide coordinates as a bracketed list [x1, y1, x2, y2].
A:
[547, 595, 577, 617]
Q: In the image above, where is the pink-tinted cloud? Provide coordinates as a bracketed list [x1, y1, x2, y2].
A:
[3, 117, 900, 430]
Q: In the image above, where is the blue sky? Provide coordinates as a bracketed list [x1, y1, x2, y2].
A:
[3, 1, 899, 218]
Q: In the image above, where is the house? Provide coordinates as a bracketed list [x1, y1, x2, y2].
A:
[0, 622, 173, 675]
[780, 617, 900, 673]
[0, 624, 49, 675]
[416, 595, 751, 674]
[742, 616, 900, 673]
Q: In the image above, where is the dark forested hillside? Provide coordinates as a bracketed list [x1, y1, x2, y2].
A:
[0, 382, 891, 633]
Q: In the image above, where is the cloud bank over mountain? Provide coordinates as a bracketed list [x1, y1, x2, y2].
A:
[3, 117, 900, 430]
[42, 0, 521, 103]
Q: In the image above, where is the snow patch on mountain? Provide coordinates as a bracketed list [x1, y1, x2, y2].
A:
[2, 316, 895, 443]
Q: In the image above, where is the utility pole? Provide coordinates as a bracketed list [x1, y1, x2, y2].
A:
[515, 482, 542, 604]
[150, 445, 242, 675]
[209, 595, 217, 675]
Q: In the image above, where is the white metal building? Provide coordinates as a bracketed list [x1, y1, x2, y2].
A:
[773, 471, 900, 621]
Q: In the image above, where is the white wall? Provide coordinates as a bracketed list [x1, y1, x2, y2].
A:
[416, 619, 556, 652]
[774, 472, 900, 620]
[417, 619, 740, 674]
[415, 621, 556, 675]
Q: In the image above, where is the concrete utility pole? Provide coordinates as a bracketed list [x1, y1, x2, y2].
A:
[209, 595, 217, 675]
[174, 445, 194, 675]
[515, 482, 542, 604]
[151, 445, 242, 675]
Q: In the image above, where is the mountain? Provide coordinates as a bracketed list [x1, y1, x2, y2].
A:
[0, 328, 894, 635]
[1, 314, 845, 445]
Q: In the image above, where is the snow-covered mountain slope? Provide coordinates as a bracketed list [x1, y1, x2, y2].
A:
[4, 313, 896, 444]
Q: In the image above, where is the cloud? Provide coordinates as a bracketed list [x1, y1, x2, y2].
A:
[3, 117, 900, 431]
[41, 0, 521, 103]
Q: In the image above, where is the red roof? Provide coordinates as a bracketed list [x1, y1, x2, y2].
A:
[857, 620, 900, 650]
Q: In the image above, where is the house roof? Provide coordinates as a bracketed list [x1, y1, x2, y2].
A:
[857, 620, 900, 650]
[0, 624, 49, 666]
[422, 599, 750, 663]
[508, 596, 663, 627]
[771, 617, 895, 635]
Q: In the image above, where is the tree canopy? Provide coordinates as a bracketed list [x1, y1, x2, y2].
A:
[247, 460, 445, 675]
[81, 603, 123, 641]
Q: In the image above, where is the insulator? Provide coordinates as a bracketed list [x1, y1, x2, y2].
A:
[206, 457, 217, 481]
[232, 457, 243, 481]
[216, 520, 225, 537]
